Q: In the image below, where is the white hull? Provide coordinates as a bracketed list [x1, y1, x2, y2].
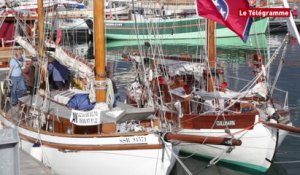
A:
[177, 116, 279, 172]
[20, 140, 175, 175]
[0, 115, 177, 175]
[278, 125, 290, 146]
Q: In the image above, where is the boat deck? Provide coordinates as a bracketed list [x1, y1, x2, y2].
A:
[18, 90, 154, 124]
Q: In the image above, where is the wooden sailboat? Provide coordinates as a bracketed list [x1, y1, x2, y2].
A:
[157, 19, 291, 173]
[0, 1, 178, 175]
[125, 0, 295, 173]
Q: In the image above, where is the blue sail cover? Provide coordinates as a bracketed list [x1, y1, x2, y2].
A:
[67, 94, 95, 110]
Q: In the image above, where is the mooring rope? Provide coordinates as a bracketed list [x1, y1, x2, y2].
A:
[161, 136, 193, 175]
[274, 160, 300, 164]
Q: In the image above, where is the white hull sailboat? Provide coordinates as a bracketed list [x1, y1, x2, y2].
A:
[0, 115, 175, 175]
[125, 0, 297, 173]
[161, 0, 295, 171]
[176, 118, 290, 172]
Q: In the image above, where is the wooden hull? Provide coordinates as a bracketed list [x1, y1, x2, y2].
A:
[105, 17, 268, 40]
[0, 113, 177, 175]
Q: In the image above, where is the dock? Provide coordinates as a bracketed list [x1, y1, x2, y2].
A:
[20, 150, 56, 175]
[0, 127, 54, 174]
[270, 18, 300, 33]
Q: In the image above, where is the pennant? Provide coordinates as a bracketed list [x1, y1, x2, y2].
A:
[196, 0, 253, 42]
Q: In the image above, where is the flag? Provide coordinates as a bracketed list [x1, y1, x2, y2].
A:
[196, 0, 253, 42]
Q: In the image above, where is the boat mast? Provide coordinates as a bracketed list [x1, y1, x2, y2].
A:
[207, 19, 216, 92]
[94, 0, 107, 102]
[37, 0, 44, 58]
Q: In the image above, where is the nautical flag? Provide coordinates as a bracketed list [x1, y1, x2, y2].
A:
[196, 0, 253, 42]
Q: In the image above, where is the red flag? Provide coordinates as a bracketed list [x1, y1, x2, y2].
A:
[196, 0, 253, 42]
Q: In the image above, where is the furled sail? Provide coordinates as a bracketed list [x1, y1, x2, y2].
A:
[15, 36, 94, 79]
[45, 41, 94, 79]
[15, 36, 36, 55]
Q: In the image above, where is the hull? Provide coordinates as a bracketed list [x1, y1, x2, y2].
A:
[20, 140, 174, 175]
[106, 34, 268, 50]
[105, 17, 268, 40]
[0, 113, 177, 175]
[177, 116, 277, 173]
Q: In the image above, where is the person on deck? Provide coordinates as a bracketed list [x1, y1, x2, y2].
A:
[23, 57, 38, 94]
[7, 50, 27, 106]
[48, 60, 70, 91]
[293, 4, 298, 18]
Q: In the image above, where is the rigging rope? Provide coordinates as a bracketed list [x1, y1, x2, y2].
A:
[270, 35, 288, 95]
[161, 136, 192, 175]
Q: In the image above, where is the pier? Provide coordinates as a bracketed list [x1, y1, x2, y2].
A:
[20, 150, 55, 175]
[270, 18, 300, 32]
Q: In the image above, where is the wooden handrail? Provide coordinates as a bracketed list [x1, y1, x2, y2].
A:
[262, 121, 300, 134]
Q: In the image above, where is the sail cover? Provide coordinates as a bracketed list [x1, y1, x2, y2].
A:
[15, 37, 94, 79]
[67, 93, 95, 110]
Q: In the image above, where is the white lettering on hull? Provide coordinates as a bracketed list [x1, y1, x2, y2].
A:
[216, 120, 236, 126]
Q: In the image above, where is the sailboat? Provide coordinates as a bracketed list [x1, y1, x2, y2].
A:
[125, 0, 298, 173]
[105, 16, 268, 40]
[0, 1, 178, 175]
[83, 0, 269, 40]
[107, 34, 268, 50]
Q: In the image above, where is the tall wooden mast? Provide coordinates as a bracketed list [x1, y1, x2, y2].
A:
[94, 0, 107, 102]
[37, 0, 44, 58]
[207, 19, 216, 92]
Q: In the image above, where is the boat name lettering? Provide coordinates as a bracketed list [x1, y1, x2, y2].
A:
[119, 136, 147, 144]
[216, 120, 236, 126]
[70, 109, 101, 126]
